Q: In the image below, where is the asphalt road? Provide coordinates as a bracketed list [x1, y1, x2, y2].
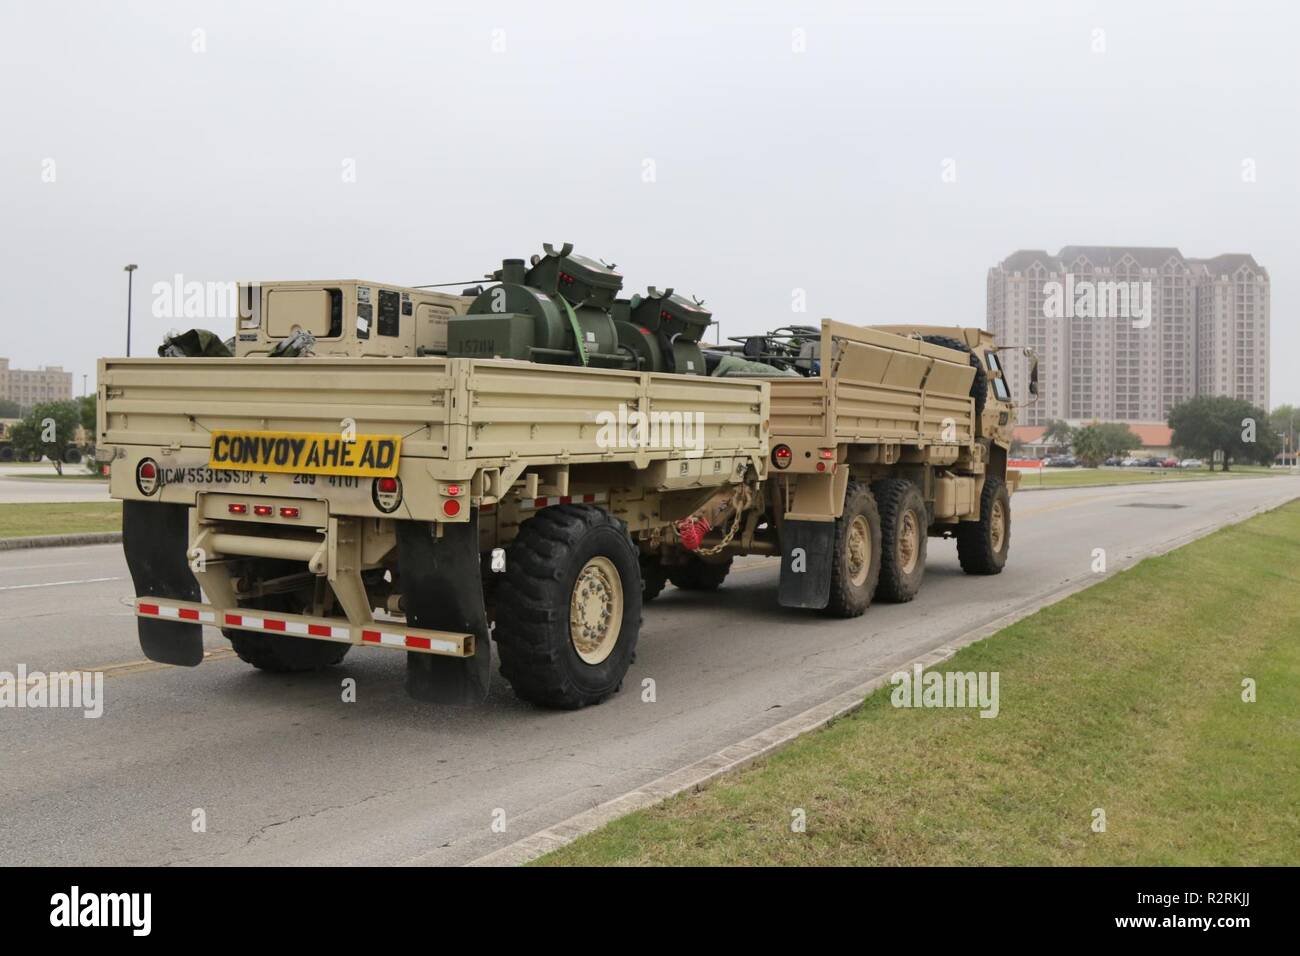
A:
[1, 476, 1296, 866]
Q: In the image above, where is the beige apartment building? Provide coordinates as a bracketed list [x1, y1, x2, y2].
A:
[0, 358, 74, 407]
[988, 247, 1269, 426]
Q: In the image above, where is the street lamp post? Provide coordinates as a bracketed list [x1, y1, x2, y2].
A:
[124, 264, 138, 357]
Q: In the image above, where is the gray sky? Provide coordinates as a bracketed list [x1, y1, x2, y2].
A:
[2, 0, 1296, 405]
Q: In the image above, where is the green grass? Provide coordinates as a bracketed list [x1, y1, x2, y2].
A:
[0, 502, 121, 539]
[1019, 465, 1282, 490]
[538, 500, 1300, 866]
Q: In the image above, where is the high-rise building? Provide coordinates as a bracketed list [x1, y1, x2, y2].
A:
[0, 358, 74, 408]
[987, 247, 1269, 426]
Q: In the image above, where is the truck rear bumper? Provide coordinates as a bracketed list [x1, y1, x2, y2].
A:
[135, 597, 475, 658]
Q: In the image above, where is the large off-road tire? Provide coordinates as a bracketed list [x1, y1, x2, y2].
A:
[921, 334, 987, 417]
[495, 505, 642, 709]
[0, 445, 15, 462]
[957, 476, 1010, 575]
[223, 594, 351, 672]
[640, 553, 668, 603]
[667, 555, 733, 591]
[871, 478, 928, 602]
[824, 482, 882, 617]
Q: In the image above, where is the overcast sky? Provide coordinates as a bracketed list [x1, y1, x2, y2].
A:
[2, 0, 1295, 406]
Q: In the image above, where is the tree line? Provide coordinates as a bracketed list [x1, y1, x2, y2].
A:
[1015, 396, 1290, 471]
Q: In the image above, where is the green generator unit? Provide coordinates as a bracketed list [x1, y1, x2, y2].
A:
[616, 287, 712, 375]
[447, 243, 631, 368]
[447, 244, 713, 375]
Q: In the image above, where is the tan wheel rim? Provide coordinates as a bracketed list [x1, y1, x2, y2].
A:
[569, 556, 623, 665]
[898, 509, 920, 575]
[990, 499, 1006, 553]
[847, 514, 872, 588]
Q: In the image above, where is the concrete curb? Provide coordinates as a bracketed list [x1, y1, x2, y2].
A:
[466, 494, 1292, 867]
[0, 532, 122, 551]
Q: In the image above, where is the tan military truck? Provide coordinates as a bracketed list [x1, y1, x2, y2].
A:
[99, 249, 1032, 709]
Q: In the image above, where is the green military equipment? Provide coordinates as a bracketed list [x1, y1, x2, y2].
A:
[446, 243, 716, 375]
[448, 243, 629, 367]
[158, 328, 234, 358]
[625, 287, 711, 375]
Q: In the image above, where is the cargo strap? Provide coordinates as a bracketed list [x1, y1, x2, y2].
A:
[558, 296, 590, 366]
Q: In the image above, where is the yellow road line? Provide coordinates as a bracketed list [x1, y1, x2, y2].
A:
[26, 647, 241, 687]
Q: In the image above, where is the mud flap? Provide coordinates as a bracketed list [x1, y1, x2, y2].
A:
[122, 500, 204, 666]
[778, 519, 835, 610]
[396, 516, 492, 705]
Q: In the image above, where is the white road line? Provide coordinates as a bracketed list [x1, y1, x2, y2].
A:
[0, 561, 102, 573]
[0, 576, 125, 592]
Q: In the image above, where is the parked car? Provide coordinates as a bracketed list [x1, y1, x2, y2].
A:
[1044, 455, 1079, 468]
[1179, 458, 1205, 469]
[1120, 457, 1141, 467]
[1162, 457, 1179, 468]
[1103, 457, 1122, 467]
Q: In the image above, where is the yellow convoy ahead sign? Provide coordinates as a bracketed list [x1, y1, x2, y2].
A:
[208, 430, 402, 478]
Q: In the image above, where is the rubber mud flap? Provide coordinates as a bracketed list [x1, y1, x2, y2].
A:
[778, 519, 835, 609]
[122, 500, 204, 666]
[397, 516, 491, 705]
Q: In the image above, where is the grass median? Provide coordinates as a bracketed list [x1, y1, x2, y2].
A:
[1018, 465, 1281, 490]
[538, 499, 1300, 866]
[0, 502, 121, 539]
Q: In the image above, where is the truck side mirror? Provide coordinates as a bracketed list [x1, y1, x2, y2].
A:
[1029, 356, 1039, 397]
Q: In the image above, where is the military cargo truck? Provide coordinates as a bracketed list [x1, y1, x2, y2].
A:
[100, 245, 1032, 709]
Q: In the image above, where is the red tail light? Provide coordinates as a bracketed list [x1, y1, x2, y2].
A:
[135, 458, 161, 495]
[279, 507, 300, 519]
[442, 499, 462, 518]
[228, 503, 248, 515]
[253, 505, 273, 517]
[376, 477, 399, 494]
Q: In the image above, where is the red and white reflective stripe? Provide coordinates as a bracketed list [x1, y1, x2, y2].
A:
[518, 492, 607, 512]
[223, 612, 349, 642]
[361, 628, 460, 654]
[137, 602, 215, 624]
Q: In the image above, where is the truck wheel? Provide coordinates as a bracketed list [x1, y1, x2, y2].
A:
[641, 554, 668, 602]
[871, 478, 927, 602]
[824, 482, 882, 617]
[667, 555, 732, 591]
[495, 505, 642, 709]
[957, 477, 1010, 575]
[223, 595, 351, 672]
[0, 446, 12, 462]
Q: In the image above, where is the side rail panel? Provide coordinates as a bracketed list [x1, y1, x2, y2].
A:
[461, 359, 769, 468]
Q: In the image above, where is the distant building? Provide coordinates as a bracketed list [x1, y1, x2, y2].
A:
[0, 358, 74, 407]
[988, 247, 1269, 426]
[1012, 422, 1175, 459]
